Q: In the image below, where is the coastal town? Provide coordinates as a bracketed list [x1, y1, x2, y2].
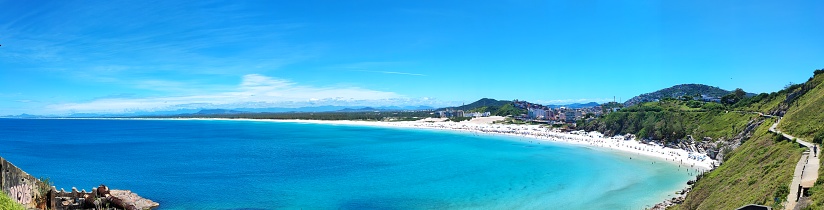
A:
[435, 99, 612, 127]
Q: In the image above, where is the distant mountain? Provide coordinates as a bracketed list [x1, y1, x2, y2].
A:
[1, 105, 435, 118]
[624, 84, 736, 107]
[338, 107, 378, 112]
[0, 113, 43, 118]
[337, 106, 434, 112]
[234, 106, 351, 113]
[546, 102, 600, 109]
[438, 98, 511, 111]
[196, 109, 246, 115]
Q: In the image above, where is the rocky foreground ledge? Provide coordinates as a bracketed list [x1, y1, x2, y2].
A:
[2, 156, 158, 209]
[52, 185, 159, 210]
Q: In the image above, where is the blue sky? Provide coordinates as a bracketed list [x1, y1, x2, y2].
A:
[1, 0, 822, 115]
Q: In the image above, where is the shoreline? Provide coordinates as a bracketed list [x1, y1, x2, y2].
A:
[18, 116, 712, 209]
[41, 116, 716, 170]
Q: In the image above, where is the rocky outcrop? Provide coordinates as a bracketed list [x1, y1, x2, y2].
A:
[52, 184, 159, 210]
[662, 118, 764, 164]
[650, 187, 690, 210]
[109, 189, 160, 210]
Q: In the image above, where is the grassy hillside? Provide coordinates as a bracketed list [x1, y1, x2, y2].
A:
[584, 70, 824, 209]
[671, 69, 824, 209]
[582, 99, 755, 143]
[731, 91, 787, 113]
[0, 191, 25, 210]
[673, 117, 805, 209]
[778, 71, 824, 142]
[779, 69, 824, 209]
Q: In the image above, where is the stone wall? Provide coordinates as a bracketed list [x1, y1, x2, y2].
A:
[1, 156, 45, 209]
[1, 155, 158, 210]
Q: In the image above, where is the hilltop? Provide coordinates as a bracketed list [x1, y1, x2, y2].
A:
[438, 98, 512, 111]
[624, 84, 734, 107]
[546, 102, 600, 109]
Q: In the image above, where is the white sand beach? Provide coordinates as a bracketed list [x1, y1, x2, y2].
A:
[163, 116, 716, 171]
[71, 116, 715, 171]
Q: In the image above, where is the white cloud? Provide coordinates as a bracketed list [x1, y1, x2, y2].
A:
[46, 74, 407, 114]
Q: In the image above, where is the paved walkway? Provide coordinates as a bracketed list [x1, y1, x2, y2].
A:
[768, 117, 820, 210]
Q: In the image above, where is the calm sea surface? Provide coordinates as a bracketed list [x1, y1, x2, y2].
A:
[0, 119, 692, 209]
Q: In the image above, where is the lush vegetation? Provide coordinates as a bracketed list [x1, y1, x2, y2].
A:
[624, 84, 735, 106]
[581, 99, 756, 143]
[779, 69, 824, 209]
[668, 69, 824, 209]
[730, 91, 787, 113]
[439, 98, 511, 111]
[432, 98, 526, 118]
[778, 72, 824, 143]
[0, 191, 25, 210]
[492, 103, 525, 116]
[674, 118, 805, 210]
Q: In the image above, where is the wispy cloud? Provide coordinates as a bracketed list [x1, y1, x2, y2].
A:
[355, 70, 426, 76]
[333, 62, 425, 76]
[0, 1, 316, 78]
[45, 74, 411, 114]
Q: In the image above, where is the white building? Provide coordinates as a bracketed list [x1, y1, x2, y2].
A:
[528, 108, 547, 119]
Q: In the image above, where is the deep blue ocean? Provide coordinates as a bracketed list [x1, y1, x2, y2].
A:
[0, 119, 692, 209]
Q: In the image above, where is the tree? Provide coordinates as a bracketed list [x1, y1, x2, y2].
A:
[814, 132, 824, 144]
[721, 94, 737, 105]
[638, 127, 649, 139]
[733, 88, 747, 99]
[721, 88, 746, 105]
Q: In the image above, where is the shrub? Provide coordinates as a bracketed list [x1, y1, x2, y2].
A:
[814, 132, 824, 144]
[774, 184, 790, 203]
[686, 100, 703, 108]
[773, 133, 785, 142]
[0, 191, 25, 210]
[702, 102, 725, 111]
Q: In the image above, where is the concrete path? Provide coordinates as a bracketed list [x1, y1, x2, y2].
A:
[768, 117, 820, 210]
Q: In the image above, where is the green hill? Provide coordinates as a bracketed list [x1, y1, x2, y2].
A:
[583, 69, 824, 209]
[624, 84, 734, 107]
[582, 99, 755, 145]
[672, 69, 824, 209]
[437, 98, 525, 117]
[440, 98, 511, 111]
[778, 70, 824, 142]
[778, 70, 824, 210]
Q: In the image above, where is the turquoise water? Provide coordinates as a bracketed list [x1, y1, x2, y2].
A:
[0, 119, 691, 209]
